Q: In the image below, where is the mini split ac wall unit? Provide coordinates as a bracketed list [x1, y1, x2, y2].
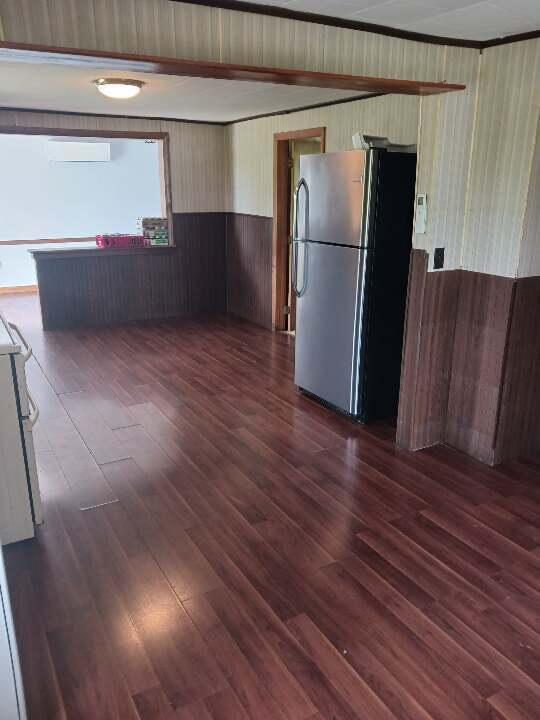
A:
[46, 140, 111, 162]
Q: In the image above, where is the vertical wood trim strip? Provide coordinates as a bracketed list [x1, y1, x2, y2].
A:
[396, 249, 428, 450]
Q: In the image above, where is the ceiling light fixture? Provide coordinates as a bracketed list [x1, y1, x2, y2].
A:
[93, 78, 144, 99]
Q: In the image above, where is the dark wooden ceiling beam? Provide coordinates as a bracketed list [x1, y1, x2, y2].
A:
[0, 41, 465, 96]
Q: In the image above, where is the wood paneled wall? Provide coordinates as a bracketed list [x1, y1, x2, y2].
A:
[396, 250, 428, 450]
[33, 213, 227, 330]
[225, 213, 273, 329]
[495, 276, 540, 462]
[445, 271, 514, 465]
[32, 211, 276, 331]
[397, 250, 460, 451]
[398, 255, 538, 465]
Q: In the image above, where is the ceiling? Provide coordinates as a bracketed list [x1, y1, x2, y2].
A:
[231, 0, 540, 41]
[0, 61, 365, 123]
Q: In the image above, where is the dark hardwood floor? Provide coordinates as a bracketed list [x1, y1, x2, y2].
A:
[1, 293, 539, 720]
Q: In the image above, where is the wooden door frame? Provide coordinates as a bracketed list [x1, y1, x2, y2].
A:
[272, 126, 326, 330]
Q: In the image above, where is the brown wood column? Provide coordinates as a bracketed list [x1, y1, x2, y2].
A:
[494, 276, 540, 463]
[226, 213, 273, 329]
[397, 250, 460, 452]
[397, 253, 539, 466]
[445, 271, 514, 465]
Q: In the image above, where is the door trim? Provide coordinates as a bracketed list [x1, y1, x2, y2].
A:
[272, 127, 325, 330]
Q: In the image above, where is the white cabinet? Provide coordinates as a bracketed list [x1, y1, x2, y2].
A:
[0, 315, 42, 545]
[0, 550, 26, 719]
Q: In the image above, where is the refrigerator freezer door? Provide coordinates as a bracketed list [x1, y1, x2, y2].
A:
[294, 242, 368, 414]
[299, 150, 366, 247]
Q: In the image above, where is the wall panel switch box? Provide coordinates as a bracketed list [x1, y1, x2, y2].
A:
[415, 193, 427, 234]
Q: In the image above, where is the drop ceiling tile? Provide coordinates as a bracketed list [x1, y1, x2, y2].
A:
[226, 0, 539, 40]
[427, 2, 539, 36]
[400, 16, 497, 39]
[352, 1, 451, 25]
[490, 0, 540, 18]
[283, 0, 379, 16]
[427, 0, 483, 10]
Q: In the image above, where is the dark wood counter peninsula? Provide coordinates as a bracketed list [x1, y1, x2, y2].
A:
[30, 216, 226, 330]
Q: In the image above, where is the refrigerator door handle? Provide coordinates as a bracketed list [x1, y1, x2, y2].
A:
[293, 177, 309, 242]
[292, 177, 309, 297]
[293, 241, 308, 297]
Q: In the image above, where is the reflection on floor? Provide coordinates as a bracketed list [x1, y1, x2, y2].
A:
[1, 293, 539, 720]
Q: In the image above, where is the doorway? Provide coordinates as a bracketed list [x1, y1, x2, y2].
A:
[272, 127, 326, 331]
[287, 138, 322, 332]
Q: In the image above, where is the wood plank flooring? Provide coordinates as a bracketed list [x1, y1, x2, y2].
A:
[1, 294, 539, 720]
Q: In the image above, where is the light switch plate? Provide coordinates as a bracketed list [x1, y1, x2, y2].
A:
[415, 193, 427, 234]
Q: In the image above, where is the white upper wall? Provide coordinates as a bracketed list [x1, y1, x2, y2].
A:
[0, 135, 162, 240]
[0, 110, 228, 214]
[462, 39, 540, 277]
[226, 94, 420, 218]
[518, 116, 540, 278]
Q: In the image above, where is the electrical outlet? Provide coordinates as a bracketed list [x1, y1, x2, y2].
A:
[434, 247, 445, 270]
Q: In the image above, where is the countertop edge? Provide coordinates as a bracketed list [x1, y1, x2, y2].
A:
[29, 246, 177, 259]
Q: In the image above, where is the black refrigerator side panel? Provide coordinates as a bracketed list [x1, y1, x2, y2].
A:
[358, 151, 417, 423]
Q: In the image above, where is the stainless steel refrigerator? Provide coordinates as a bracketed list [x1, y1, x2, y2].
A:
[292, 148, 416, 422]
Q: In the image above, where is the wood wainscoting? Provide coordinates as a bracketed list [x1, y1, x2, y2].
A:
[32, 213, 226, 330]
[397, 250, 460, 451]
[226, 213, 273, 329]
[398, 250, 538, 465]
[495, 276, 540, 463]
[445, 271, 515, 465]
[30, 211, 277, 332]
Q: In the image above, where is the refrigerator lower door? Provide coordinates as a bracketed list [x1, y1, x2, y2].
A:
[294, 242, 368, 414]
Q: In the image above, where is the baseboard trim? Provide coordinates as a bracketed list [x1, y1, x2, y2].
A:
[0, 284, 38, 295]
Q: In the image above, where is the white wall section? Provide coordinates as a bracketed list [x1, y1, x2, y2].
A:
[226, 94, 420, 217]
[518, 116, 540, 278]
[0, 110, 228, 214]
[462, 39, 540, 277]
[414, 46, 480, 271]
[0, 135, 161, 240]
[0, 133, 163, 287]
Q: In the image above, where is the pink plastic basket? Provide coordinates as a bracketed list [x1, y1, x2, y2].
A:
[96, 234, 147, 248]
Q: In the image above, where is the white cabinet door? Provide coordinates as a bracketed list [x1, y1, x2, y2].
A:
[0, 355, 34, 545]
